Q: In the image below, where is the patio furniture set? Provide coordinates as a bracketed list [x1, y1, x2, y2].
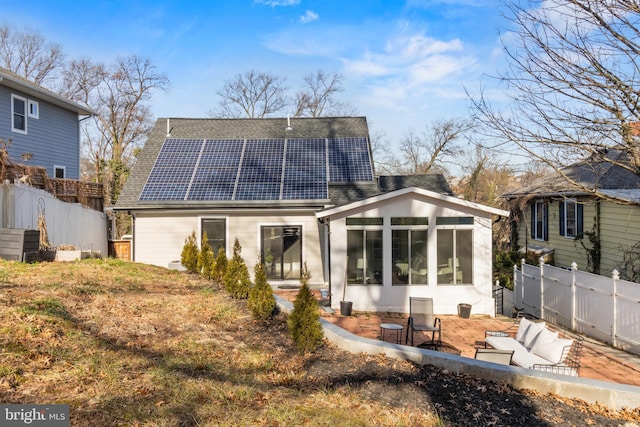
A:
[381, 297, 584, 376]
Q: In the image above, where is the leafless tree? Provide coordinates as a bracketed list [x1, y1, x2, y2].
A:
[385, 119, 468, 175]
[64, 56, 169, 205]
[471, 0, 640, 203]
[293, 70, 356, 117]
[212, 70, 288, 118]
[454, 145, 515, 206]
[0, 25, 64, 86]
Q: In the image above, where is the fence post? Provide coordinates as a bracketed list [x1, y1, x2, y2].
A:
[519, 258, 526, 310]
[539, 257, 545, 319]
[612, 269, 619, 348]
[571, 262, 577, 331]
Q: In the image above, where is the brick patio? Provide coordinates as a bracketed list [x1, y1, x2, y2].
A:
[276, 289, 640, 387]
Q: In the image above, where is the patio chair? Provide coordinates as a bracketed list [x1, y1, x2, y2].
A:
[405, 297, 441, 349]
[474, 348, 514, 365]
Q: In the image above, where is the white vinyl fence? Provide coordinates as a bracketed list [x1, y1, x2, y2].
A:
[514, 259, 640, 356]
[0, 182, 107, 255]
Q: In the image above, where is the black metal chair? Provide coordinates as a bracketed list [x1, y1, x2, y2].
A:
[405, 297, 441, 349]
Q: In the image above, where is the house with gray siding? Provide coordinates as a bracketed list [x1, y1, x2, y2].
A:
[116, 116, 508, 315]
[0, 66, 93, 179]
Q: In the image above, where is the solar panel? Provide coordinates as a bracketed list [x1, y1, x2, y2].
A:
[139, 135, 373, 202]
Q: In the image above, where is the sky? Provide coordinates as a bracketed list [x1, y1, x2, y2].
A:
[2, 0, 512, 156]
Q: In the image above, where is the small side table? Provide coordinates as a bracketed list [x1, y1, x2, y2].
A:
[380, 323, 403, 344]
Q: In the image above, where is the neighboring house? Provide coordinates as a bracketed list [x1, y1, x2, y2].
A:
[115, 117, 508, 315]
[0, 66, 93, 179]
[502, 149, 640, 278]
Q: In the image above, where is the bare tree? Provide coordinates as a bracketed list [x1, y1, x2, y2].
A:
[212, 70, 288, 118]
[385, 119, 468, 175]
[0, 25, 64, 86]
[64, 56, 169, 205]
[471, 0, 640, 203]
[293, 70, 356, 117]
[454, 145, 515, 206]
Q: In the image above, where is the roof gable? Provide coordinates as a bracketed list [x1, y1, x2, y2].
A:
[0, 66, 94, 115]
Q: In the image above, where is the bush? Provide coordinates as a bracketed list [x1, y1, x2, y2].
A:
[223, 238, 251, 299]
[212, 247, 227, 284]
[181, 231, 199, 273]
[494, 249, 523, 290]
[248, 259, 276, 322]
[287, 263, 323, 354]
[198, 232, 215, 279]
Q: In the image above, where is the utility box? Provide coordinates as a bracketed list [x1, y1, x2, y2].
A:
[0, 228, 40, 261]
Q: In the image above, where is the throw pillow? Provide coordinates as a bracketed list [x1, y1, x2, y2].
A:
[523, 321, 546, 349]
[532, 338, 573, 364]
[515, 317, 532, 343]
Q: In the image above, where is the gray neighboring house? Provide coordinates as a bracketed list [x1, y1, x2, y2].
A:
[116, 116, 508, 315]
[0, 66, 93, 179]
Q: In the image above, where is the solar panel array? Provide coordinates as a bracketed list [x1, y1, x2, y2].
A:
[139, 137, 373, 201]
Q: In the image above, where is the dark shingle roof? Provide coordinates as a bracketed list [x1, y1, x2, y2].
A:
[503, 149, 640, 199]
[116, 117, 371, 209]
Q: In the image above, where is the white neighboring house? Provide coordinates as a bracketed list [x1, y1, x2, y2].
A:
[115, 116, 508, 315]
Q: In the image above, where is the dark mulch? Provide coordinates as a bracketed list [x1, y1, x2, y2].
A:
[241, 304, 640, 427]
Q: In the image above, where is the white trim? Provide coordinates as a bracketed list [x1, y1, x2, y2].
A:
[11, 93, 27, 134]
[28, 99, 39, 119]
[317, 187, 509, 219]
[53, 165, 66, 179]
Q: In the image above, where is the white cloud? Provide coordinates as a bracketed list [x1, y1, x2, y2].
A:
[254, 0, 300, 6]
[300, 10, 319, 24]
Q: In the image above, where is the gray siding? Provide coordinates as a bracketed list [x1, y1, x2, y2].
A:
[0, 85, 80, 179]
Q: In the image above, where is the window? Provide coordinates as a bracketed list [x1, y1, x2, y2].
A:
[391, 217, 428, 286]
[54, 166, 66, 179]
[346, 217, 383, 285]
[261, 225, 302, 280]
[201, 218, 226, 255]
[436, 217, 473, 285]
[28, 100, 39, 119]
[531, 200, 548, 241]
[11, 94, 27, 134]
[559, 200, 583, 238]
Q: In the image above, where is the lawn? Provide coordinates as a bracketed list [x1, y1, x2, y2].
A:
[0, 258, 637, 426]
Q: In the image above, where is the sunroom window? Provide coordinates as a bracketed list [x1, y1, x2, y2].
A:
[436, 217, 473, 285]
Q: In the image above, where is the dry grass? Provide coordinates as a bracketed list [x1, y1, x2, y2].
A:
[0, 258, 440, 426]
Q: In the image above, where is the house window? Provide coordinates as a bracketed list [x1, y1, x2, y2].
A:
[531, 200, 548, 241]
[261, 225, 302, 280]
[201, 218, 226, 255]
[54, 166, 66, 179]
[11, 94, 27, 134]
[436, 217, 473, 285]
[28, 100, 39, 119]
[391, 217, 428, 286]
[559, 200, 583, 238]
[346, 217, 383, 285]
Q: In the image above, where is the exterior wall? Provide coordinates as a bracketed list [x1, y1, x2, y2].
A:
[0, 85, 80, 179]
[133, 209, 326, 285]
[517, 197, 640, 276]
[326, 192, 496, 315]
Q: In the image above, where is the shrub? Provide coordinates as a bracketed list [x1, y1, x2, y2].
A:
[223, 238, 251, 299]
[181, 231, 199, 273]
[248, 258, 276, 322]
[287, 262, 323, 354]
[212, 247, 227, 284]
[198, 232, 215, 279]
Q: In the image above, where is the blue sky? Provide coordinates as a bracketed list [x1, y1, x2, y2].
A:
[3, 0, 510, 149]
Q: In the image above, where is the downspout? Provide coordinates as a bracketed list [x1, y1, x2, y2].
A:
[130, 211, 136, 262]
[319, 217, 331, 305]
[78, 114, 93, 181]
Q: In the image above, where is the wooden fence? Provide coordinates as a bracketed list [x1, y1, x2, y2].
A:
[514, 259, 640, 356]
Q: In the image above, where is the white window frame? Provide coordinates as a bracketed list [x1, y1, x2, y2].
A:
[562, 199, 578, 238]
[54, 165, 66, 179]
[11, 94, 27, 134]
[533, 200, 547, 241]
[28, 100, 39, 119]
[346, 217, 384, 286]
[435, 217, 474, 286]
[390, 217, 429, 286]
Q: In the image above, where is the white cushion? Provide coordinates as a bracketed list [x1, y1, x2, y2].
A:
[515, 317, 532, 343]
[532, 338, 573, 364]
[523, 321, 546, 349]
